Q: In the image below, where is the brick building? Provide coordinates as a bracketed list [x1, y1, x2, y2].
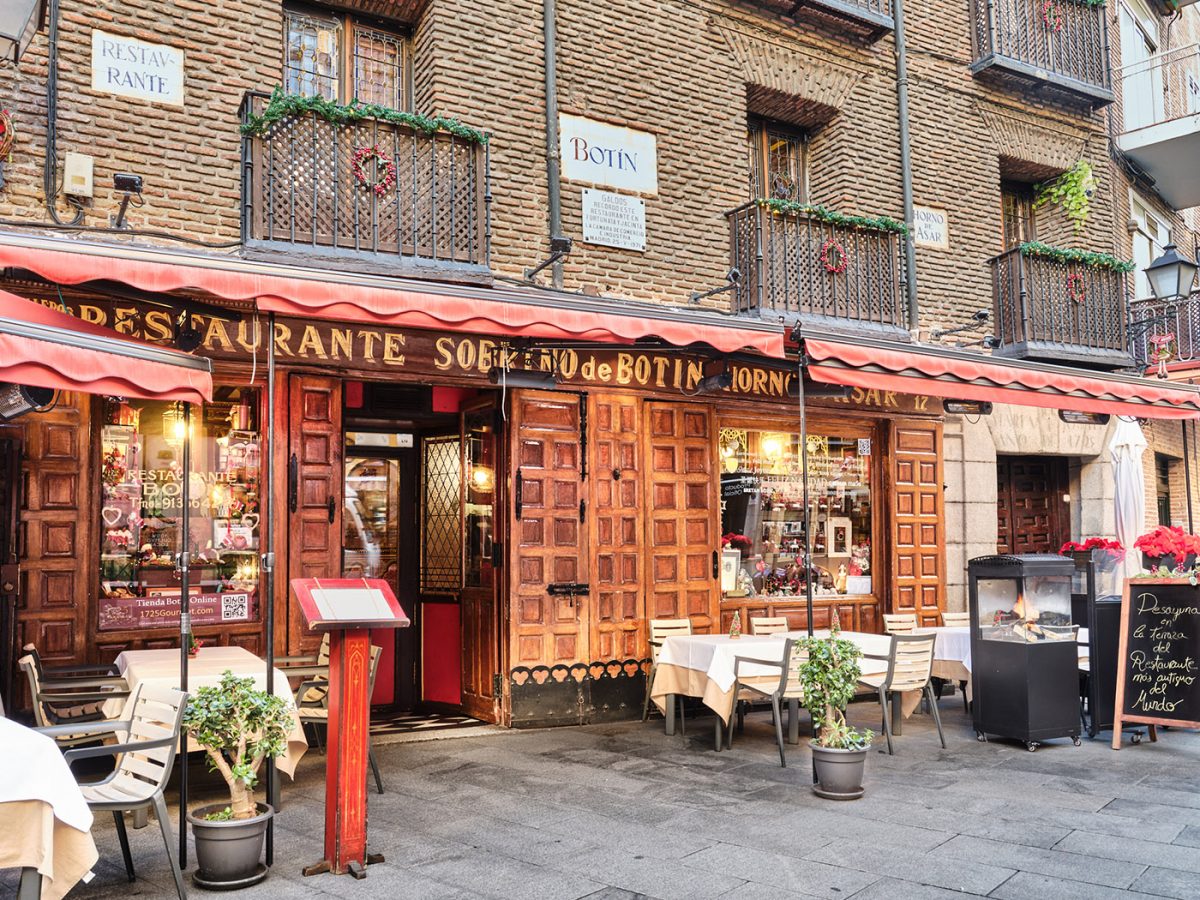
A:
[0, 0, 1198, 725]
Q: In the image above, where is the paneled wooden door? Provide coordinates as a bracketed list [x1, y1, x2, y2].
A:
[997, 455, 1069, 555]
[460, 403, 501, 722]
[0, 434, 22, 710]
[287, 375, 343, 655]
[890, 422, 945, 626]
[508, 390, 589, 671]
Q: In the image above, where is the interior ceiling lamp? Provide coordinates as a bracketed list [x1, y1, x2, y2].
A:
[1146, 244, 1199, 304]
[486, 366, 558, 389]
[1059, 410, 1110, 426]
[943, 399, 993, 416]
[0, 0, 46, 65]
[0, 382, 54, 420]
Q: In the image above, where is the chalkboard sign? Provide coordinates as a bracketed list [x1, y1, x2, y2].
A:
[1112, 579, 1200, 749]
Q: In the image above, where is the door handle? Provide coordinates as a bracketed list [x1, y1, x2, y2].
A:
[515, 470, 523, 521]
[327, 496, 336, 524]
[712, 549, 719, 579]
[287, 453, 298, 513]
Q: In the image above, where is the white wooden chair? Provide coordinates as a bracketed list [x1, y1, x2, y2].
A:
[278, 632, 332, 705]
[39, 685, 189, 898]
[749, 616, 789, 635]
[941, 611, 969, 627]
[882, 613, 918, 635]
[642, 618, 691, 734]
[859, 634, 944, 755]
[731, 639, 807, 767]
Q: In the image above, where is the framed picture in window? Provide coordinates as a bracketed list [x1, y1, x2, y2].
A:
[826, 517, 852, 557]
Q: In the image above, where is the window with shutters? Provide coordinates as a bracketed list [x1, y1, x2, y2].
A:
[284, 5, 410, 110]
[747, 120, 808, 203]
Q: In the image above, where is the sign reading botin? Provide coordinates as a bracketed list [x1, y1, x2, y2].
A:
[560, 115, 658, 194]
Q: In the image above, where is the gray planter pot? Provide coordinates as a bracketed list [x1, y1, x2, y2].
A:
[187, 802, 273, 890]
[811, 743, 869, 800]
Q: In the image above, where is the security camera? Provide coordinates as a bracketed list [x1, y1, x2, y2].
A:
[113, 173, 143, 193]
[973, 310, 990, 322]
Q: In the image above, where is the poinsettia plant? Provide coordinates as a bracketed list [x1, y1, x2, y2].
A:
[1059, 537, 1124, 558]
[1134, 526, 1200, 570]
[721, 532, 753, 554]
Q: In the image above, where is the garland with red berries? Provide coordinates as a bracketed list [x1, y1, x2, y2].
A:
[351, 145, 397, 197]
[1066, 272, 1086, 303]
[1042, 0, 1064, 31]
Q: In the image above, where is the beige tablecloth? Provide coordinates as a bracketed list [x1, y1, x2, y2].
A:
[108, 646, 308, 778]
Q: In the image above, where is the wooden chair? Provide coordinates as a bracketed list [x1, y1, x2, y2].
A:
[38, 685, 188, 899]
[859, 634, 945, 755]
[294, 644, 386, 794]
[642, 618, 691, 734]
[941, 612, 969, 627]
[731, 639, 807, 767]
[749, 616, 789, 635]
[278, 633, 332, 706]
[18, 654, 131, 741]
[882, 613, 918, 635]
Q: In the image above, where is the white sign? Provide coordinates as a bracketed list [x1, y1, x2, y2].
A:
[92, 30, 184, 106]
[561, 115, 657, 194]
[913, 205, 949, 250]
[582, 188, 646, 252]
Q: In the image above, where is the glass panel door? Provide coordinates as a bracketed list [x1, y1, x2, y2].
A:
[343, 454, 400, 581]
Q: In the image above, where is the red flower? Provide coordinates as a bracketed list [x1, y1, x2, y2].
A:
[721, 532, 753, 553]
[1134, 526, 1199, 569]
[1059, 537, 1124, 558]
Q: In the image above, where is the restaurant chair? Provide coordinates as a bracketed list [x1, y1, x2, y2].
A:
[749, 616, 789, 635]
[38, 685, 188, 900]
[18, 655, 132, 743]
[730, 638, 806, 767]
[859, 633, 944, 755]
[642, 618, 692, 735]
[941, 612, 970, 627]
[882, 613, 918, 635]
[294, 644, 386, 794]
[21, 643, 122, 680]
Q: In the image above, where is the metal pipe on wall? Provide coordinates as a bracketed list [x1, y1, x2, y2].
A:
[892, 0, 919, 332]
[264, 311, 277, 865]
[1184, 419, 1194, 533]
[178, 401, 191, 865]
[543, 0, 565, 289]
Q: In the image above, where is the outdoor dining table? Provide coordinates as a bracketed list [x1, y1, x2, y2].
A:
[0, 717, 98, 900]
[102, 645, 309, 777]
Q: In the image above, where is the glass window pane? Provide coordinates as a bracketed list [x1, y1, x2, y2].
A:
[464, 411, 496, 589]
[421, 435, 462, 593]
[766, 131, 802, 200]
[343, 454, 400, 581]
[353, 26, 406, 110]
[285, 10, 339, 100]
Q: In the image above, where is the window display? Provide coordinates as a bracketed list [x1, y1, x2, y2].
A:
[97, 390, 262, 631]
[719, 425, 873, 599]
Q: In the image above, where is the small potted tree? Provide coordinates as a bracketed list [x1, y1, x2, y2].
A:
[182, 670, 293, 889]
[799, 616, 873, 800]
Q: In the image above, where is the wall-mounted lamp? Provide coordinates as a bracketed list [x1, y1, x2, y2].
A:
[943, 399, 993, 416]
[487, 367, 559, 390]
[694, 369, 733, 395]
[0, 382, 54, 420]
[111, 172, 144, 229]
[1058, 410, 1110, 426]
[0, 0, 46, 65]
[790, 381, 853, 399]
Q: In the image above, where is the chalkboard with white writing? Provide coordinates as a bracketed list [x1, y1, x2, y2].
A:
[1112, 579, 1200, 749]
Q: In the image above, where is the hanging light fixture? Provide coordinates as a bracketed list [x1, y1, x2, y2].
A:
[1146, 244, 1199, 304]
[0, 0, 46, 65]
[162, 402, 188, 444]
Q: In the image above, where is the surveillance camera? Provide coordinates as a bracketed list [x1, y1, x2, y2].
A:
[113, 173, 143, 193]
[973, 310, 990, 322]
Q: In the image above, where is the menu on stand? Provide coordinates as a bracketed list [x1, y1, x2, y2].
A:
[1112, 579, 1200, 748]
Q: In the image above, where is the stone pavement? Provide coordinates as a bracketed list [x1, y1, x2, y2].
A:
[8, 698, 1200, 899]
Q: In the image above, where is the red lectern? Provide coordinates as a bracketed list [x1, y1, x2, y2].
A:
[291, 578, 410, 879]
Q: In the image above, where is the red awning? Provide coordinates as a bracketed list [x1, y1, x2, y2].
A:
[805, 336, 1200, 420]
[0, 288, 212, 404]
[0, 235, 785, 357]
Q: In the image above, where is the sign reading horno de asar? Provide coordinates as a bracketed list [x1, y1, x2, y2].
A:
[560, 115, 658, 194]
[913, 205, 949, 250]
[91, 30, 185, 106]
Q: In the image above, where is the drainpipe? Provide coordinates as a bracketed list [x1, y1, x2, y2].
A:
[543, 0, 565, 289]
[892, 0, 919, 332]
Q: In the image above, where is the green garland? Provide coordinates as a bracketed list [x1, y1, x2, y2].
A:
[755, 198, 908, 235]
[241, 88, 488, 144]
[1019, 241, 1135, 273]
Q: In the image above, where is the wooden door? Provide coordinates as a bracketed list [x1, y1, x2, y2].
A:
[0, 433, 22, 709]
[997, 456, 1069, 555]
[890, 422, 945, 627]
[287, 375, 343, 655]
[589, 393, 644, 661]
[460, 404, 500, 722]
[509, 390, 589, 670]
[644, 402, 719, 633]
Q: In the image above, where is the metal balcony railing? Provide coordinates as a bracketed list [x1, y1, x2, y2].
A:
[1119, 43, 1200, 133]
[240, 92, 490, 278]
[728, 201, 908, 335]
[990, 246, 1132, 368]
[1129, 293, 1200, 369]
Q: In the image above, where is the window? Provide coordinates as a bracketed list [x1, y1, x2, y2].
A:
[1132, 193, 1172, 298]
[1001, 181, 1036, 250]
[1156, 453, 1173, 525]
[1120, 0, 1163, 131]
[284, 6, 409, 110]
[97, 390, 262, 631]
[747, 120, 807, 202]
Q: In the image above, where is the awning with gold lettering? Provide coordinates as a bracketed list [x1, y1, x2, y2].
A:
[0, 234, 786, 358]
[804, 334, 1200, 420]
[0, 287, 212, 403]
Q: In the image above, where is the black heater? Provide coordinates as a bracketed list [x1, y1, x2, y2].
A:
[968, 554, 1082, 751]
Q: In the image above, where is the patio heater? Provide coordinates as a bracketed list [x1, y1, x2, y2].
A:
[967, 554, 1081, 751]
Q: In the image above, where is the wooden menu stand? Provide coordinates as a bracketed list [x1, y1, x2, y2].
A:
[291, 578, 410, 878]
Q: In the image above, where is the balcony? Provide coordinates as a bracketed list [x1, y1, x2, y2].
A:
[969, 0, 1114, 107]
[727, 200, 908, 338]
[750, 0, 894, 40]
[240, 91, 490, 283]
[1116, 45, 1200, 210]
[1129, 293, 1200, 369]
[990, 244, 1133, 369]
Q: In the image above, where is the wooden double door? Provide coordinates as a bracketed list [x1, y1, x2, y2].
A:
[997, 455, 1071, 555]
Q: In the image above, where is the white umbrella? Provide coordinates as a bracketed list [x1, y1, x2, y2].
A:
[1110, 417, 1148, 579]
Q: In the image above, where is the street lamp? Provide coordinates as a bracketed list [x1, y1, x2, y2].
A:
[0, 0, 46, 65]
[1146, 243, 1199, 303]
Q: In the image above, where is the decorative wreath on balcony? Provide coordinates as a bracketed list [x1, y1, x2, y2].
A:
[351, 144, 397, 197]
[0, 109, 14, 161]
[1066, 272, 1086, 303]
[820, 239, 848, 275]
[1042, 0, 1064, 32]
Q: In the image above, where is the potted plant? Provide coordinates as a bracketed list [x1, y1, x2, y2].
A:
[799, 616, 873, 800]
[182, 670, 293, 889]
[1059, 538, 1124, 572]
[1134, 526, 1200, 573]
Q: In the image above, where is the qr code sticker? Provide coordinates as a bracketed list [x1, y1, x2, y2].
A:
[222, 594, 248, 621]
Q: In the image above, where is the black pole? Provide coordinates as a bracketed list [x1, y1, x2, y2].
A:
[264, 311, 277, 866]
[799, 360, 814, 638]
[179, 402, 191, 867]
[1184, 419, 1195, 533]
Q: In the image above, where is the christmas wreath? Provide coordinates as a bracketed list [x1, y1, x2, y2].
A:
[819, 239, 848, 274]
[1066, 272, 1086, 303]
[351, 145, 397, 197]
[1042, 0, 1064, 32]
[0, 109, 14, 161]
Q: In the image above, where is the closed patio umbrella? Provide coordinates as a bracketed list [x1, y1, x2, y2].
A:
[1110, 418, 1148, 579]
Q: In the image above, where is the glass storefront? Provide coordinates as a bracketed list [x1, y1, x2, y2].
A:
[97, 389, 262, 631]
[719, 424, 873, 600]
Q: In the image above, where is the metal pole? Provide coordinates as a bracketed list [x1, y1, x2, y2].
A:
[264, 311, 277, 865]
[892, 0, 919, 331]
[178, 402, 191, 866]
[799, 360, 814, 638]
[1184, 419, 1195, 533]
[543, 0, 564, 288]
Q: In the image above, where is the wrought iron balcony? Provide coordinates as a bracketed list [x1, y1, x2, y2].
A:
[749, 0, 894, 39]
[727, 200, 908, 338]
[990, 245, 1132, 369]
[240, 92, 490, 282]
[1129, 293, 1200, 370]
[969, 0, 1114, 107]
